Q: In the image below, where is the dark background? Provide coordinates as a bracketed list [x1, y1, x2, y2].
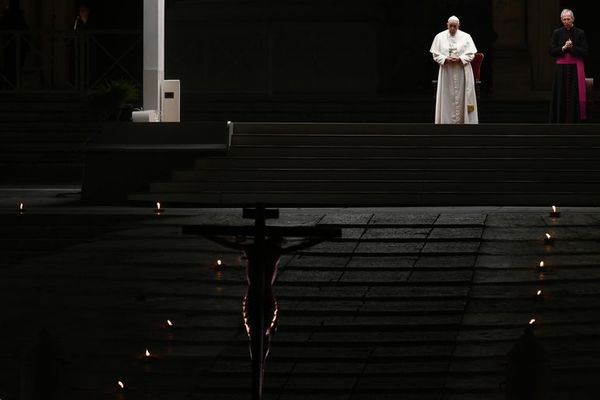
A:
[5, 0, 600, 118]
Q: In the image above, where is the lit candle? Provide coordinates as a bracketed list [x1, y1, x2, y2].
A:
[17, 202, 25, 214]
[164, 319, 174, 329]
[139, 347, 159, 366]
[536, 260, 545, 272]
[550, 205, 560, 218]
[114, 379, 138, 398]
[544, 233, 555, 245]
[535, 289, 544, 300]
[114, 379, 127, 399]
[214, 258, 226, 268]
[529, 318, 536, 325]
[153, 202, 164, 214]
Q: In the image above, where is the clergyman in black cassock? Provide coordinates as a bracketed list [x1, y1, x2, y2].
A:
[549, 9, 588, 123]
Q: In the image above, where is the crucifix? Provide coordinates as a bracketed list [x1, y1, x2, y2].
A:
[183, 206, 341, 400]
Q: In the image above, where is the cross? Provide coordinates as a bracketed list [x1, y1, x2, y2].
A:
[183, 206, 341, 400]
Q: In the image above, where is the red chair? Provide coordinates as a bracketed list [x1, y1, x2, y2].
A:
[472, 52, 484, 82]
[472, 52, 484, 99]
[585, 78, 594, 119]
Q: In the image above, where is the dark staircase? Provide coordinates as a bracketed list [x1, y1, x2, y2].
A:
[0, 94, 99, 184]
[129, 122, 600, 206]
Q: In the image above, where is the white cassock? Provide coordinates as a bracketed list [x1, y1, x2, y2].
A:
[430, 30, 478, 124]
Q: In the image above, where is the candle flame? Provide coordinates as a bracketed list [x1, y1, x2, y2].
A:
[537, 289, 542, 296]
[552, 205, 557, 213]
[546, 233, 551, 239]
[156, 202, 161, 210]
[19, 202, 24, 210]
[167, 319, 173, 326]
[117, 380, 124, 389]
[145, 349, 150, 357]
[216, 259, 222, 266]
[529, 318, 536, 325]
[539, 261, 544, 268]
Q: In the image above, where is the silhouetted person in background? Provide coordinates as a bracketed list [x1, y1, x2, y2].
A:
[0, 0, 29, 89]
[73, 2, 97, 87]
[73, 3, 93, 32]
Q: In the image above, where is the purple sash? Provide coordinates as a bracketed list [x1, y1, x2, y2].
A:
[557, 53, 587, 120]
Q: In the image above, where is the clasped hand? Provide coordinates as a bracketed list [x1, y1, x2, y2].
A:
[445, 55, 460, 63]
[562, 39, 573, 51]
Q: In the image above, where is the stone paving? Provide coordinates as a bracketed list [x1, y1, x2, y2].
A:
[0, 187, 600, 399]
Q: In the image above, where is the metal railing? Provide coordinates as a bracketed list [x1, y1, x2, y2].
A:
[0, 29, 142, 94]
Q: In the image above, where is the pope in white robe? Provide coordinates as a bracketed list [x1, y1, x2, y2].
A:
[430, 16, 478, 124]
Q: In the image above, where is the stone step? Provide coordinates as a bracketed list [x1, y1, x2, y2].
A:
[231, 133, 600, 147]
[0, 97, 94, 123]
[194, 156, 600, 170]
[129, 191, 600, 207]
[136, 123, 600, 206]
[172, 168, 600, 182]
[0, 95, 99, 182]
[149, 180, 600, 193]
[226, 145, 600, 158]
[231, 122, 583, 135]
[1, 143, 85, 153]
[0, 122, 96, 135]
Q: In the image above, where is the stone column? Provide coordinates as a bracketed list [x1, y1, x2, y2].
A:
[528, 0, 559, 90]
[143, 0, 164, 113]
[48, 0, 73, 89]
